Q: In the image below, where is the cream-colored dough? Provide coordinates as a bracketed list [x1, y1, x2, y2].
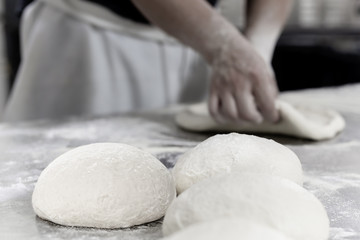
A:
[32, 143, 176, 229]
[175, 101, 345, 140]
[161, 218, 294, 240]
[162, 173, 330, 240]
[173, 133, 303, 194]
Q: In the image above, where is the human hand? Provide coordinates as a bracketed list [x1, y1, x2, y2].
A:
[208, 34, 279, 124]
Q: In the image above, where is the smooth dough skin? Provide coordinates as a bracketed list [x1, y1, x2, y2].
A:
[173, 133, 303, 194]
[32, 143, 176, 229]
[162, 218, 294, 240]
[163, 173, 329, 240]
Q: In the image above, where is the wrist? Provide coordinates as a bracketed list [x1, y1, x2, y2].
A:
[198, 16, 242, 65]
[243, 28, 279, 64]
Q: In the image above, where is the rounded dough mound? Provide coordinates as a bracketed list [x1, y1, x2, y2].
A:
[162, 218, 293, 240]
[173, 133, 303, 194]
[32, 143, 176, 228]
[163, 173, 329, 240]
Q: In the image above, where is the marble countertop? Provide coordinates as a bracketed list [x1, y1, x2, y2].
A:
[1, 84, 360, 240]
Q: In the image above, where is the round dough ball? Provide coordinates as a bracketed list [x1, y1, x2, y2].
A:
[173, 133, 303, 194]
[32, 143, 176, 228]
[163, 173, 329, 240]
[162, 218, 293, 240]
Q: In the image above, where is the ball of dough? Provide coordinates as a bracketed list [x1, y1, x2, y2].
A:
[32, 143, 176, 228]
[163, 173, 329, 240]
[162, 218, 293, 240]
[173, 133, 303, 194]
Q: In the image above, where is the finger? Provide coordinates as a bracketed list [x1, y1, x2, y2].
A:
[218, 92, 239, 122]
[252, 76, 279, 123]
[208, 89, 224, 123]
[268, 70, 279, 99]
[234, 89, 263, 123]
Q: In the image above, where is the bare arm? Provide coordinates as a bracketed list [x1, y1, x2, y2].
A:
[245, 0, 294, 63]
[132, 0, 280, 123]
[131, 0, 238, 63]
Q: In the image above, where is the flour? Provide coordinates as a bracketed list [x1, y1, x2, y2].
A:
[280, 83, 360, 115]
[0, 182, 30, 202]
[304, 172, 360, 240]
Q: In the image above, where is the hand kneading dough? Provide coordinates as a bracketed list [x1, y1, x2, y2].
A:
[163, 173, 329, 240]
[173, 133, 302, 194]
[162, 218, 293, 240]
[32, 143, 176, 228]
[175, 100, 345, 140]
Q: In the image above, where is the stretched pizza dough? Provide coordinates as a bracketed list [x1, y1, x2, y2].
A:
[32, 143, 176, 228]
[175, 101, 345, 140]
[162, 218, 293, 240]
[173, 133, 303, 194]
[162, 173, 329, 240]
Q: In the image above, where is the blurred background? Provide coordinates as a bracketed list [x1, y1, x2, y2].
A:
[275, 0, 360, 92]
[0, 0, 359, 115]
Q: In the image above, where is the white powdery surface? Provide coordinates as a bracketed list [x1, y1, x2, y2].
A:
[32, 143, 176, 229]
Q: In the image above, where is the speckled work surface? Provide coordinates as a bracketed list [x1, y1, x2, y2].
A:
[1, 84, 360, 240]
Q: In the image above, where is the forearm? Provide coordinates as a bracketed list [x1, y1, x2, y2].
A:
[131, 0, 241, 63]
[132, 0, 280, 123]
[244, 0, 294, 63]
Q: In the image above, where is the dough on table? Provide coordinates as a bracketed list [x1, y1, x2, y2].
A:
[175, 100, 345, 141]
[173, 133, 303, 194]
[32, 143, 176, 229]
[162, 173, 329, 240]
[161, 218, 293, 240]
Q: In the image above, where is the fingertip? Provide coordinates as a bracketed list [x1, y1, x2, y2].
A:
[272, 109, 281, 123]
[252, 113, 263, 124]
[265, 104, 280, 123]
[256, 98, 280, 123]
[208, 95, 223, 123]
[240, 111, 263, 124]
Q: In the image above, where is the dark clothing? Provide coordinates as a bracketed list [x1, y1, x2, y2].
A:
[4, 0, 35, 90]
[85, 0, 218, 24]
[273, 44, 360, 91]
[5, 0, 217, 88]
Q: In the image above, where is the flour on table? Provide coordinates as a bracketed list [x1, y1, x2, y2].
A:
[173, 133, 303, 194]
[175, 100, 345, 141]
[162, 173, 329, 240]
[32, 143, 176, 229]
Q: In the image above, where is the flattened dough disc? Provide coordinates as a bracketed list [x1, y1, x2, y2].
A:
[175, 101, 345, 141]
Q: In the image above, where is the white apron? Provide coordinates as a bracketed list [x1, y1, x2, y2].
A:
[3, 0, 212, 122]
